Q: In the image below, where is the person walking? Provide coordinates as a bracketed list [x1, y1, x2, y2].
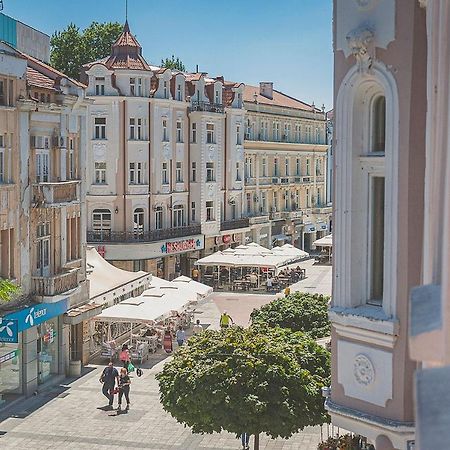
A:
[176, 326, 186, 347]
[99, 361, 119, 410]
[240, 432, 250, 450]
[163, 327, 173, 353]
[266, 276, 273, 292]
[117, 367, 131, 411]
[220, 311, 234, 328]
[192, 319, 203, 335]
[119, 343, 131, 370]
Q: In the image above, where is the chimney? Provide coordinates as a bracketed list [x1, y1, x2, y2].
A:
[259, 82, 273, 100]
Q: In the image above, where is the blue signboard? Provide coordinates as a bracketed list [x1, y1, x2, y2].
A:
[0, 318, 18, 343]
[3, 298, 68, 335]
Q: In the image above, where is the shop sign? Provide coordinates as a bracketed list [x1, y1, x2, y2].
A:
[161, 238, 203, 254]
[0, 349, 19, 365]
[97, 246, 106, 257]
[320, 223, 328, 230]
[222, 235, 232, 244]
[0, 318, 19, 343]
[3, 298, 69, 333]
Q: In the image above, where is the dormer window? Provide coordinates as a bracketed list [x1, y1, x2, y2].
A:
[215, 90, 220, 105]
[162, 118, 169, 141]
[237, 92, 242, 108]
[130, 78, 136, 96]
[163, 81, 168, 99]
[95, 77, 105, 95]
[137, 78, 143, 96]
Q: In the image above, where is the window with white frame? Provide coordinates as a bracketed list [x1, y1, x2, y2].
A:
[231, 202, 237, 219]
[262, 157, 267, 177]
[176, 120, 183, 143]
[206, 162, 215, 182]
[155, 206, 163, 230]
[236, 124, 241, 145]
[94, 161, 106, 184]
[295, 190, 299, 209]
[296, 158, 301, 176]
[92, 209, 111, 239]
[261, 121, 268, 140]
[176, 161, 183, 182]
[191, 123, 197, 143]
[0, 150, 4, 183]
[206, 123, 215, 144]
[129, 162, 144, 184]
[371, 96, 386, 153]
[272, 191, 278, 211]
[162, 162, 169, 185]
[137, 118, 143, 140]
[191, 201, 196, 222]
[191, 161, 197, 182]
[295, 124, 301, 142]
[95, 77, 105, 95]
[129, 118, 135, 139]
[36, 151, 49, 182]
[176, 83, 182, 101]
[163, 80, 168, 99]
[162, 118, 169, 141]
[261, 191, 267, 212]
[273, 157, 279, 176]
[215, 89, 220, 105]
[316, 188, 321, 206]
[133, 208, 145, 237]
[94, 117, 106, 139]
[236, 92, 242, 108]
[284, 123, 290, 142]
[36, 223, 50, 273]
[137, 78, 142, 96]
[284, 191, 289, 210]
[206, 201, 214, 221]
[246, 193, 252, 215]
[235, 162, 241, 181]
[68, 138, 75, 179]
[316, 159, 321, 176]
[173, 205, 185, 228]
[306, 188, 310, 207]
[315, 127, 320, 144]
[130, 78, 136, 96]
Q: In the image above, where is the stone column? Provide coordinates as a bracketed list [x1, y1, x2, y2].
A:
[22, 327, 38, 396]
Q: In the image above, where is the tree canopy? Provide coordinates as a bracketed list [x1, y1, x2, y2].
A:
[157, 326, 330, 445]
[161, 55, 186, 72]
[0, 279, 20, 304]
[250, 292, 331, 339]
[50, 21, 123, 80]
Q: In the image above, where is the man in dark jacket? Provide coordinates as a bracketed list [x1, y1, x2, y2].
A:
[100, 361, 119, 409]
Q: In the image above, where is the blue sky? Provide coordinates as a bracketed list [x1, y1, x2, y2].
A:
[5, 0, 333, 109]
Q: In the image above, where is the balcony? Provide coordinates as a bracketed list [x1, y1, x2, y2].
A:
[249, 214, 270, 225]
[87, 224, 202, 243]
[33, 180, 80, 206]
[32, 268, 79, 298]
[269, 211, 283, 221]
[280, 177, 290, 185]
[190, 101, 224, 114]
[312, 205, 332, 214]
[220, 218, 250, 231]
[0, 183, 17, 212]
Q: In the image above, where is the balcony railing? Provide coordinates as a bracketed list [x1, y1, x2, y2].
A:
[87, 224, 202, 243]
[32, 268, 79, 297]
[248, 215, 270, 225]
[220, 218, 250, 231]
[33, 180, 80, 206]
[190, 101, 224, 114]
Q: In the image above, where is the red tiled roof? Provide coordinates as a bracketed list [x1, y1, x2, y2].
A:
[26, 67, 56, 90]
[244, 85, 317, 112]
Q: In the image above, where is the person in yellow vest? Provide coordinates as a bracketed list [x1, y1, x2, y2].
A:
[284, 286, 291, 296]
[219, 311, 234, 328]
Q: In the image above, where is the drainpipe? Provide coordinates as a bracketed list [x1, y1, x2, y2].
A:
[123, 100, 127, 237]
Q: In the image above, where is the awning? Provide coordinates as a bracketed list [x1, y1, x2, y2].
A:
[313, 234, 333, 247]
[64, 302, 103, 325]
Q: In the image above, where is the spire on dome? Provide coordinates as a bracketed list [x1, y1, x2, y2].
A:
[123, 20, 130, 33]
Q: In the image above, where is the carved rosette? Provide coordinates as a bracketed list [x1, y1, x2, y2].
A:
[346, 25, 375, 74]
[353, 354, 375, 386]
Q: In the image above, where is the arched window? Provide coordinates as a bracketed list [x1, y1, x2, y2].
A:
[173, 205, 185, 228]
[92, 209, 111, 240]
[133, 208, 145, 238]
[371, 96, 386, 152]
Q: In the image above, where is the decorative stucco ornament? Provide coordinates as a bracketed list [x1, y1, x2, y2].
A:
[208, 184, 214, 198]
[208, 145, 215, 159]
[346, 24, 375, 74]
[353, 354, 375, 386]
[163, 144, 170, 160]
[354, 0, 376, 10]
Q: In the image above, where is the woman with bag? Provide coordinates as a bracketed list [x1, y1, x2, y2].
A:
[119, 344, 131, 370]
[117, 367, 131, 411]
[163, 327, 173, 353]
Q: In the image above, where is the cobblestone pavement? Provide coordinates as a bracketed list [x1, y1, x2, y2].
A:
[0, 260, 332, 450]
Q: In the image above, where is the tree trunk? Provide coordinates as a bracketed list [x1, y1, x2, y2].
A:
[253, 433, 260, 450]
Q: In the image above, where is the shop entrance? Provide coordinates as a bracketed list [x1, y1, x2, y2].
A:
[37, 318, 59, 384]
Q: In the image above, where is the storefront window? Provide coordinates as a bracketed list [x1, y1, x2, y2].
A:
[37, 318, 59, 384]
[0, 339, 22, 401]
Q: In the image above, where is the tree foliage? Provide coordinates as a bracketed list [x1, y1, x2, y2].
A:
[157, 326, 330, 441]
[50, 22, 123, 80]
[250, 292, 331, 339]
[161, 55, 186, 72]
[0, 279, 20, 303]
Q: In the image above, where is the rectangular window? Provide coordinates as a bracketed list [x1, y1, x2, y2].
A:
[95, 77, 105, 95]
[0, 135, 4, 148]
[163, 81, 168, 99]
[246, 193, 252, 214]
[155, 207, 163, 230]
[69, 150, 74, 179]
[295, 124, 301, 142]
[176, 121, 183, 143]
[191, 123, 197, 143]
[37, 223, 50, 272]
[306, 158, 310, 176]
[191, 201, 196, 222]
[235, 162, 241, 181]
[236, 124, 241, 145]
[206, 201, 214, 221]
[173, 205, 185, 228]
[137, 118, 143, 140]
[36, 152, 49, 182]
[177, 84, 182, 101]
[368, 177, 385, 305]
[129, 118, 135, 140]
[206, 162, 215, 182]
[94, 162, 106, 184]
[273, 191, 278, 211]
[137, 78, 142, 96]
[296, 158, 301, 176]
[176, 161, 183, 182]
[162, 162, 169, 185]
[130, 78, 136, 96]
[94, 117, 106, 139]
[129, 162, 144, 184]
[0, 80, 4, 106]
[274, 158, 278, 176]
[316, 159, 321, 176]
[261, 191, 267, 212]
[284, 123, 290, 142]
[262, 157, 267, 177]
[206, 123, 215, 144]
[0, 151, 4, 183]
[306, 188, 310, 208]
[285, 157, 289, 176]
[162, 118, 168, 141]
[191, 161, 197, 182]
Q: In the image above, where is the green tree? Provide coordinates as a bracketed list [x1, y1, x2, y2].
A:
[50, 21, 122, 80]
[0, 278, 20, 304]
[161, 55, 186, 72]
[250, 292, 331, 339]
[157, 326, 330, 450]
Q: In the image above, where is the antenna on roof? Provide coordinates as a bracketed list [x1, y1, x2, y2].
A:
[125, 0, 128, 21]
[196, 64, 199, 73]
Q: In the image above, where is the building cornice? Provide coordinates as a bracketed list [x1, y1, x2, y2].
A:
[244, 140, 328, 153]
